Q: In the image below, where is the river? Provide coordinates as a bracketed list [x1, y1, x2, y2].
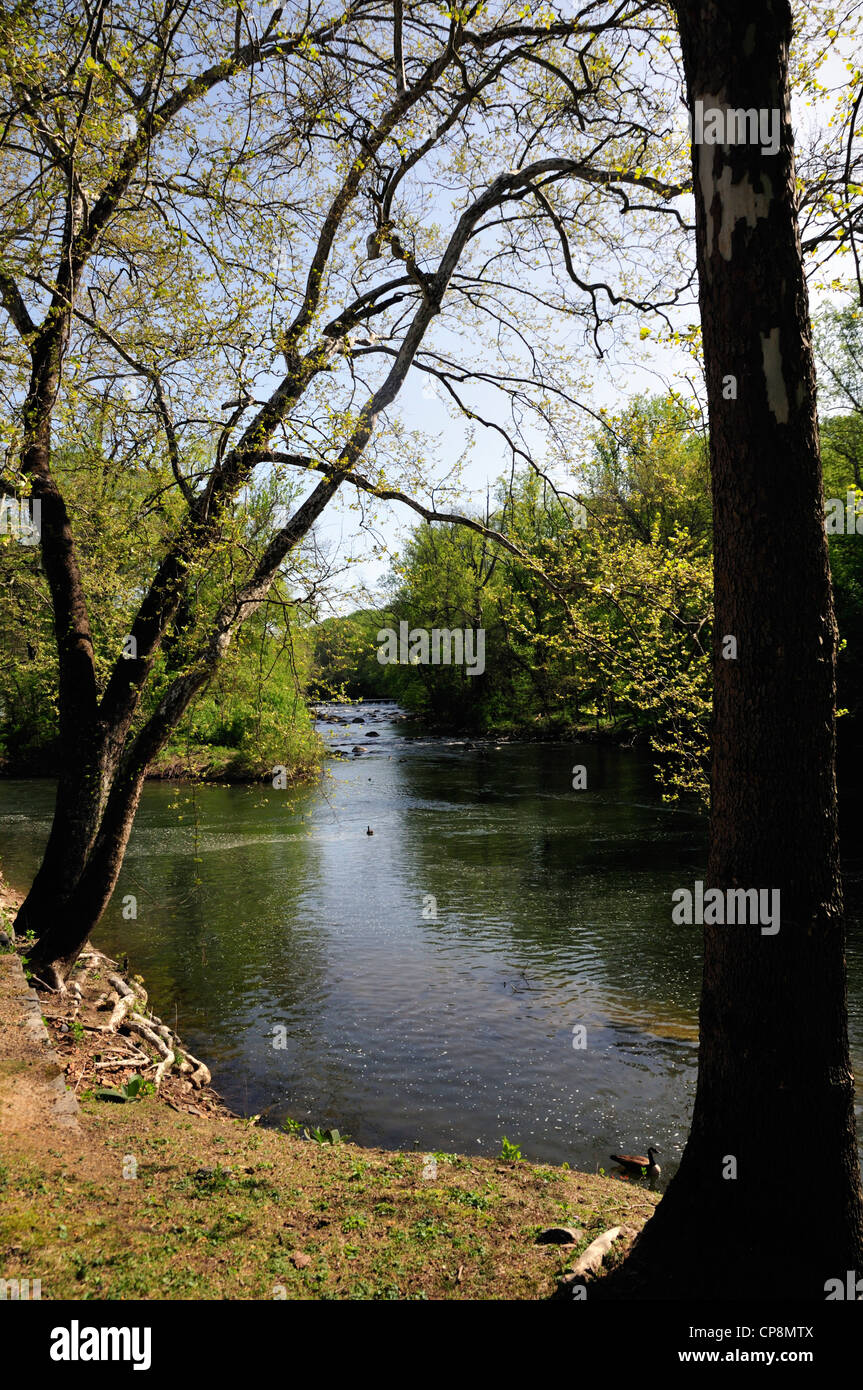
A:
[1, 700, 861, 1182]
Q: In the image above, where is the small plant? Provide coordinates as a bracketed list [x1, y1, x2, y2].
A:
[122, 1074, 154, 1099]
[191, 1165, 235, 1193]
[69, 1018, 85, 1042]
[280, 1116, 304, 1136]
[410, 1217, 451, 1243]
[304, 1126, 344, 1145]
[451, 1188, 491, 1210]
[90, 1073, 154, 1103]
[499, 1136, 522, 1162]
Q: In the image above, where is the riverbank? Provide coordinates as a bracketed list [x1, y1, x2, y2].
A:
[0, 873, 659, 1300]
[0, 704, 643, 788]
[0, 741, 322, 786]
[0, 1094, 657, 1300]
[331, 702, 646, 747]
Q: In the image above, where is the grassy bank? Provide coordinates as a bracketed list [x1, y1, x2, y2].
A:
[145, 742, 320, 783]
[0, 739, 322, 786]
[0, 1104, 658, 1301]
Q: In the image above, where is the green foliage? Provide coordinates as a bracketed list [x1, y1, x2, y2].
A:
[363, 393, 713, 801]
[816, 303, 863, 426]
[121, 1074, 154, 1100]
[0, 444, 321, 781]
[89, 1074, 154, 1103]
[304, 1126, 345, 1146]
[816, 304, 863, 726]
[498, 1137, 523, 1162]
[310, 609, 398, 701]
[157, 624, 320, 780]
[582, 393, 712, 545]
[451, 1188, 492, 1210]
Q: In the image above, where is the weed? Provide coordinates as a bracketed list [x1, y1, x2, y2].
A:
[451, 1188, 492, 1210]
[304, 1126, 345, 1146]
[89, 1074, 155, 1104]
[499, 1136, 522, 1162]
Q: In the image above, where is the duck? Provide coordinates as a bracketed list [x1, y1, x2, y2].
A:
[366, 826, 374, 836]
[610, 1145, 660, 1180]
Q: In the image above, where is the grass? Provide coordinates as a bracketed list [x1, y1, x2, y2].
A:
[0, 1101, 658, 1300]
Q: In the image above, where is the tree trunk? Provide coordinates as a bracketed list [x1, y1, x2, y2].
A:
[602, 0, 863, 1299]
[15, 751, 107, 935]
[13, 322, 111, 936]
[22, 472, 344, 986]
[24, 764, 148, 988]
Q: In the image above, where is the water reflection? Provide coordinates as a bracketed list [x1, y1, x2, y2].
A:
[0, 702, 860, 1179]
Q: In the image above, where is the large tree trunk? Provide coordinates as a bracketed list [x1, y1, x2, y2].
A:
[13, 323, 111, 936]
[24, 759, 150, 988]
[21, 471, 344, 987]
[602, 0, 863, 1298]
[15, 753, 108, 936]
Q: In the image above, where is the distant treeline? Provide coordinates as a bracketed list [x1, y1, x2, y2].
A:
[311, 322, 863, 803]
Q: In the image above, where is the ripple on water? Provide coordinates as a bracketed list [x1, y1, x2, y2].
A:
[0, 707, 859, 1175]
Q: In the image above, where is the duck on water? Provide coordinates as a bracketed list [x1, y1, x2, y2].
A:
[610, 1145, 661, 1182]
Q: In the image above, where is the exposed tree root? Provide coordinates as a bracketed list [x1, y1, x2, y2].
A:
[50, 945, 216, 1097]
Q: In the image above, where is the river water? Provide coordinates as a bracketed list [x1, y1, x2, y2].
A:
[1, 701, 861, 1181]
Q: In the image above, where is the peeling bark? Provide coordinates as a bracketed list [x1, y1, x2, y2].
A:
[601, 0, 863, 1300]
